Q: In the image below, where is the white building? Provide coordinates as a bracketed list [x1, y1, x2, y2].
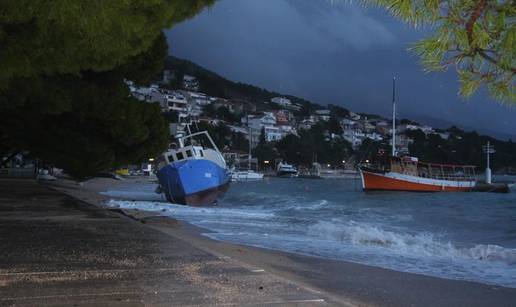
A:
[299, 118, 315, 130]
[271, 97, 292, 107]
[393, 134, 413, 155]
[130, 86, 154, 102]
[242, 113, 277, 131]
[348, 112, 361, 121]
[185, 91, 211, 106]
[264, 126, 283, 142]
[438, 132, 450, 140]
[315, 109, 331, 121]
[341, 118, 357, 129]
[343, 128, 366, 149]
[164, 92, 188, 115]
[398, 124, 435, 135]
[365, 132, 383, 141]
[162, 70, 174, 84]
[343, 126, 383, 149]
[183, 75, 199, 91]
[277, 124, 295, 135]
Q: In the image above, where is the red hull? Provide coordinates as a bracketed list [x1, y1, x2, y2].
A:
[361, 171, 473, 192]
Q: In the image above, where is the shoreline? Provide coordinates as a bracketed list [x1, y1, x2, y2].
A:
[47, 177, 516, 306]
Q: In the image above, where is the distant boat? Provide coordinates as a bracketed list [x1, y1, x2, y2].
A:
[277, 162, 298, 178]
[231, 124, 264, 182]
[231, 169, 264, 182]
[157, 129, 230, 206]
[358, 78, 477, 192]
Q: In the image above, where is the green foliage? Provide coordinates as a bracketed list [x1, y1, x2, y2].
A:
[276, 123, 352, 166]
[163, 111, 180, 123]
[371, 0, 515, 103]
[406, 128, 516, 171]
[195, 122, 247, 152]
[0, 76, 169, 179]
[216, 106, 241, 123]
[252, 143, 277, 167]
[0, 0, 215, 178]
[202, 105, 241, 124]
[326, 117, 344, 135]
[258, 127, 267, 145]
[400, 118, 420, 125]
[0, 0, 215, 89]
[356, 138, 391, 164]
[328, 104, 350, 118]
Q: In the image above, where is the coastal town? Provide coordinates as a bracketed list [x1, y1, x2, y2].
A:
[122, 66, 512, 177]
[129, 71, 435, 153]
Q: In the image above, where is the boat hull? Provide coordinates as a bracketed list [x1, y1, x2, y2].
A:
[360, 169, 475, 192]
[157, 159, 230, 206]
[231, 171, 264, 182]
[276, 171, 298, 178]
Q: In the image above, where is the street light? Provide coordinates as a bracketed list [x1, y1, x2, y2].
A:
[149, 158, 155, 162]
[264, 160, 270, 164]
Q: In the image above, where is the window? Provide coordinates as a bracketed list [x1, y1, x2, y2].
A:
[186, 150, 192, 158]
[199, 150, 204, 157]
[168, 155, 174, 162]
[176, 152, 184, 160]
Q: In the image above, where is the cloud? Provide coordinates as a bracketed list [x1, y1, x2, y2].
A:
[166, 0, 516, 136]
[284, 0, 397, 51]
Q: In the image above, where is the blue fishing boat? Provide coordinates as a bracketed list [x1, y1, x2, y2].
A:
[156, 130, 230, 206]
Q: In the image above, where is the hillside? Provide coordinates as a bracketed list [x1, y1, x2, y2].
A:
[163, 56, 322, 113]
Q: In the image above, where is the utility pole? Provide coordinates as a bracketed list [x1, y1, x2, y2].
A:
[483, 141, 495, 184]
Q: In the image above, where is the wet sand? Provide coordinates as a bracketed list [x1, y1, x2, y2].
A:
[6, 177, 516, 306]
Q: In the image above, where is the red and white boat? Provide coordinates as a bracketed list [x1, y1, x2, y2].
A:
[359, 157, 477, 192]
[358, 78, 477, 192]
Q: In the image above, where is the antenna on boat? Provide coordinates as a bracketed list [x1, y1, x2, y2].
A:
[391, 77, 397, 157]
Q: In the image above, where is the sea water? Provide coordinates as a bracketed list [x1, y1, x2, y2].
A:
[104, 177, 516, 288]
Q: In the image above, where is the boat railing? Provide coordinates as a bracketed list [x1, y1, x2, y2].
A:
[180, 131, 221, 154]
[391, 160, 476, 181]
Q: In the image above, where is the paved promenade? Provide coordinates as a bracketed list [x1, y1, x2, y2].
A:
[0, 179, 331, 306]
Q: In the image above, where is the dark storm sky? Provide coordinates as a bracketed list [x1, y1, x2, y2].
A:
[166, 0, 515, 138]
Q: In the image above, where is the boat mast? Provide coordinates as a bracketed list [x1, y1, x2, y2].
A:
[247, 115, 252, 171]
[248, 125, 252, 171]
[391, 77, 397, 157]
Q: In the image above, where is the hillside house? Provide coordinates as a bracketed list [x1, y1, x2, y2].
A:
[271, 97, 292, 107]
[183, 75, 199, 91]
[315, 109, 331, 121]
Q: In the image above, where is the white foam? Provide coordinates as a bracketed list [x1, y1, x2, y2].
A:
[308, 220, 516, 264]
[107, 200, 275, 219]
[101, 190, 163, 201]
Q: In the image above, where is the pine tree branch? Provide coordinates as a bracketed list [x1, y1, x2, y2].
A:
[464, 0, 516, 74]
[465, 0, 487, 46]
[476, 49, 516, 74]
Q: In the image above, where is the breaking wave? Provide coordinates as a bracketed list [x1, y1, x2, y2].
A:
[107, 200, 275, 219]
[308, 221, 516, 265]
